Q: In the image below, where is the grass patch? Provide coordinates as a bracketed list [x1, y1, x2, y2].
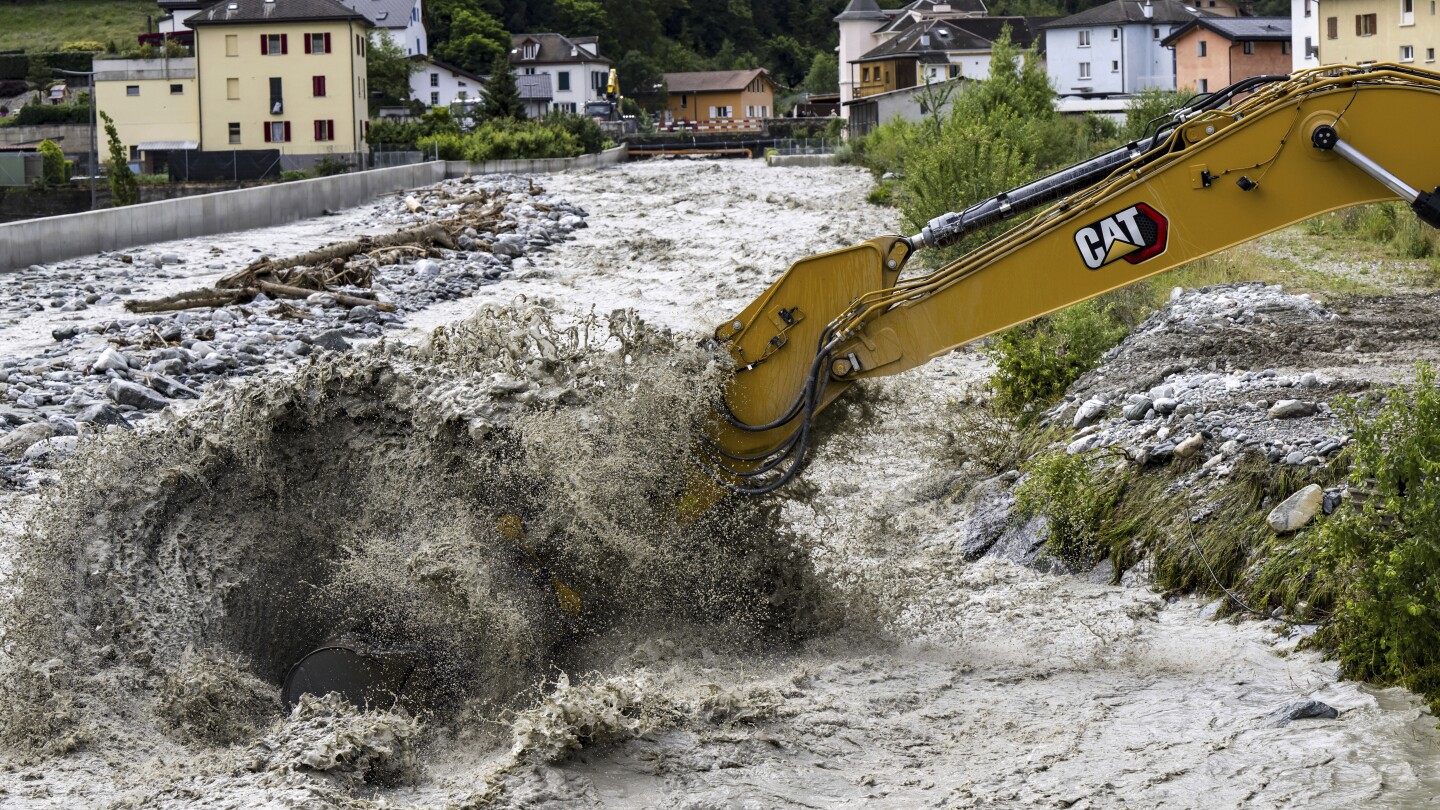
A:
[0, 1, 154, 53]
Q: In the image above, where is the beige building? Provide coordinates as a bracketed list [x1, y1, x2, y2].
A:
[1321, 0, 1440, 65]
[661, 69, 777, 129]
[93, 58, 201, 170]
[189, 0, 372, 154]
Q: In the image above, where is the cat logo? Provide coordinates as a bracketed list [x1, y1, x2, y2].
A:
[1073, 203, 1168, 271]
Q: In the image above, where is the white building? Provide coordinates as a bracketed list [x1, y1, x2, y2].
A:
[412, 57, 484, 108]
[1291, 0, 1322, 69]
[336, 0, 427, 55]
[836, 0, 991, 107]
[156, 0, 210, 34]
[509, 33, 613, 114]
[1042, 0, 1213, 97]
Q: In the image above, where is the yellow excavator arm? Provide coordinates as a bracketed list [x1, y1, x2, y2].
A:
[702, 64, 1440, 495]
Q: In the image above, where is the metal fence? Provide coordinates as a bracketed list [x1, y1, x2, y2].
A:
[369, 144, 435, 167]
[771, 137, 838, 156]
[161, 150, 370, 182]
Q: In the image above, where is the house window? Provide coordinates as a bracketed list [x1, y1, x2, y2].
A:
[126, 85, 139, 96]
[355, 34, 365, 57]
[227, 78, 239, 99]
[523, 68, 535, 75]
[557, 71, 570, 91]
[1429, 47, 1437, 61]
[710, 105, 733, 118]
[170, 83, 183, 94]
[1402, 0, 1415, 24]
[228, 122, 241, 144]
[1357, 13, 1377, 35]
[948, 64, 960, 78]
[1198, 40, 1207, 56]
[1078, 62, 1091, 79]
[313, 119, 335, 141]
[305, 33, 331, 54]
[1327, 16, 1338, 38]
[1304, 0, 1312, 15]
[1198, 78, 1209, 93]
[430, 91, 439, 105]
[1401, 44, 1415, 60]
[430, 72, 439, 87]
[1153, 27, 1160, 38]
[1078, 30, 1091, 46]
[270, 77, 283, 114]
[263, 121, 290, 142]
[554, 102, 576, 113]
[523, 42, 538, 59]
[862, 66, 871, 81]
[312, 75, 326, 96]
[592, 71, 606, 90]
[262, 34, 287, 55]
[1243, 41, 1254, 54]
[1112, 27, 1120, 39]
[226, 34, 238, 56]
[1112, 60, 1119, 72]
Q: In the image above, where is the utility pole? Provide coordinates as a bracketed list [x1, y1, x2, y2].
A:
[54, 67, 98, 210]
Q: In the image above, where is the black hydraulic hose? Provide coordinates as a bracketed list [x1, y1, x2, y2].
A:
[918, 73, 1294, 251]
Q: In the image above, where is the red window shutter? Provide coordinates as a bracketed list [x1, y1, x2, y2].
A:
[327, 120, 334, 140]
[313, 75, 324, 96]
[303, 34, 311, 54]
[280, 34, 288, 55]
[283, 121, 291, 142]
[313, 120, 321, 140]
[260, 35, 268, 55]
[324, 33, 332, 53]
[263, 124, 271, 142]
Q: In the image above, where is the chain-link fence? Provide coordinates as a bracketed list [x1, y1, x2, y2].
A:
[369, 143, 435, 167]
[771, 137, 837, 156]
[160, 150, 370, 182]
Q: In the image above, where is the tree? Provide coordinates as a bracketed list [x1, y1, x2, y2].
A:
[37, 139, 67, 188]
[480, 53, 524, 120]
[433, 7, 509, 75]
[26, 55, 50, 94]
[99, 111, 137, 207]
[617, 50, 664, 98]
[802, 52, 839, 95]
[367, 34, 419, 113]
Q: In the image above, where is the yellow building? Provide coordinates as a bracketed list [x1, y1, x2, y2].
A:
[1321, 0, 1440, 65]
[93, 58, 201, 170]
[188, 0, 371, 153]
[662, 69, 776, 130]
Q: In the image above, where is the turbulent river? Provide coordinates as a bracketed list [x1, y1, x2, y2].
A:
[1, 160, 1437, 808]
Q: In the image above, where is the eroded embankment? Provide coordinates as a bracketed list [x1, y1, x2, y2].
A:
[0, 302, 839, 802]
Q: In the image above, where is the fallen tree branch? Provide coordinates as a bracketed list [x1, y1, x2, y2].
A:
[125, 289, 250, 313]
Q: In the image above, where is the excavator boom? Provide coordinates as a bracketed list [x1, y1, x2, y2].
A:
[703, 64, 1440, 494]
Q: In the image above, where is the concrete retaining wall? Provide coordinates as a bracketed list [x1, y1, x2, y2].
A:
[0, 162, 446, 272]
[0, 143, 628, 272]
[0, 124, 93, 149]
[765, 153, 838, 168]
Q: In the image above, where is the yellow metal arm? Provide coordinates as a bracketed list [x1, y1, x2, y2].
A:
[704, 65, 1440, 494]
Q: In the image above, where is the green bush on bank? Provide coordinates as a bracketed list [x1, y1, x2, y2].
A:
[417, 114, 608, 162]
[1308, 365, 1440, 709]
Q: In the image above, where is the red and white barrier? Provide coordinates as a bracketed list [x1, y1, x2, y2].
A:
[657, 118, 765, 132]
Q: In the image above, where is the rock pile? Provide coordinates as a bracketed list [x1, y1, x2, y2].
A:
[0, 174, 589, 487]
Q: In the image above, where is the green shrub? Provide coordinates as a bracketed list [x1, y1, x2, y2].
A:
[416, 132, 468, 160]
[1015, 451, 1122, 567]
[37, 139, 66, 188]
[98, 111, 136, 207]
[59, 41, 105, 53]
[279, 169, 309, 182]
[311, 155, 351, 177]
[852, 116, 915, 178]
[541, 111, 606, 155]
[865, 181, 894, 206]
[1312, 364, 1440, 710]
[1123, 88, 1189, 142]
[12, 103, 91, 126]
[983, 299, 1129, 415]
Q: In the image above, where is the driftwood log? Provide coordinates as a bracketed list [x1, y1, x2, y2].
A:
[125, 280, 395, 314]
[218, 222, 456, 289]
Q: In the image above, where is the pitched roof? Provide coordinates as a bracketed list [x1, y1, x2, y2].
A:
[516, 73, 552, 101]
[510, 32, 612, 65]
[334, 0, 417, 29]
[411, 55, 486, 84]
[1161, 15, 1290, 43]
[857, 16, 1052, 62]
[835, 0, 890, 22]
[1041, 0, 1211, 29]
[663, 69, 774, 94]
[188, 0, 371, 26]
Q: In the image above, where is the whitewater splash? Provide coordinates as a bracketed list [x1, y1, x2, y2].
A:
[0, 301, 837, 802]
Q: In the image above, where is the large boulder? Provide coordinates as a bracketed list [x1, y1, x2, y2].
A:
[1267, 484, 1324, 532]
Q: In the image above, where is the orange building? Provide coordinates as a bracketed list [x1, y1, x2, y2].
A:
[661, 69, 776, 129]
[1163, 17, 1292, 95]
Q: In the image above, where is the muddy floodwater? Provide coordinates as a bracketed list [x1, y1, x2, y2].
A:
[1, 160, 1439, 808]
